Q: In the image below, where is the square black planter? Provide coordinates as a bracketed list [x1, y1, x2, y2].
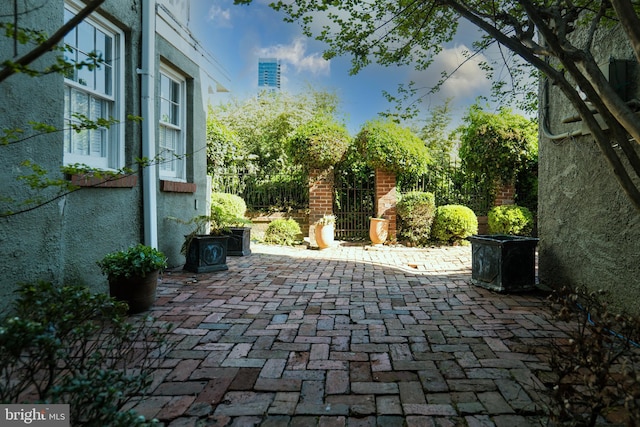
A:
[226, 227, 251, 256]
[184, 235, 228, 273]
[468, 234, 539, 292]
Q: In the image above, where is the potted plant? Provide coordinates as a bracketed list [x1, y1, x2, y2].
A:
[179, 214, 230, 273]
[209, 198, 253, 256]
[97, 244, 167, 314]
[468, 205, 538, 292]
[314, 214, 336, 249]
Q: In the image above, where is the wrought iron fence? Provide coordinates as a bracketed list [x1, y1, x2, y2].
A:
[211, 166, 308, 212]
[398, 162, 493, 215]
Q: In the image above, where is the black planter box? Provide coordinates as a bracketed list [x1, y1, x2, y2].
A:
[227, 227, 251, 256]
[468, 234, 539, 292]
[184, 235, 228, 273]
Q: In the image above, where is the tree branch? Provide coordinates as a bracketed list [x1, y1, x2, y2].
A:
[0, 0, 106, 84]
[610, 0, 640, 64]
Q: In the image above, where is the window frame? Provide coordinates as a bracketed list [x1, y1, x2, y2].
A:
[63, 0, 124, 170]
[158, 65, 187, 182]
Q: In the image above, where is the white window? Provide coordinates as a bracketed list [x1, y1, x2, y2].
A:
[158, 66, 186, 180]
[63, 1, 123, 170]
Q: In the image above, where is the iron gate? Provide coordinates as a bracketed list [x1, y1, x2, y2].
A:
[333, 164, 375, 241]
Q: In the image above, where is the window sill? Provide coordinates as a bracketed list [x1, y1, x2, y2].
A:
[68, 173, 138, 188]
[160, 180, 196, 193]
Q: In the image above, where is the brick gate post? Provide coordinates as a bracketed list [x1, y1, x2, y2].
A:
[494, 181, 516, 206]
[308, 168, 334, 247]
[374, 168, 397, 240]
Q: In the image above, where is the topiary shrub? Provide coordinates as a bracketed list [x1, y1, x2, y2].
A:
[355, 119, 431, 175]
[488, 204, 534, 236]
[431, 204, 478, 244]
[264, 218, 302, 246]
[211, 192, 247, 219]
[287, 114, 351, 170]
[396, 191, 436, 246]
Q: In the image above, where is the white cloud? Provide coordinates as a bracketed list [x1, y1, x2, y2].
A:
[409, 45, 490, 100]
[257, 37, 330, 76]
[207, 5, 232, 28]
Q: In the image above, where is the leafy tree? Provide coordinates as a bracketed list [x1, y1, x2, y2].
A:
[457, 105, 538, 192]
[211, 88, 344, 174]
[417, 99, 456, 165]
[234, 0, 640, 211]
[206, 113, 244, 183]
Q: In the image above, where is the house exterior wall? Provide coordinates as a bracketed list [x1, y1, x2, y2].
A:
[155, 33, 209, 266]
[0, 0, 219, 309]
[0, 1, 143, 305]
[539, 24, 640, 314]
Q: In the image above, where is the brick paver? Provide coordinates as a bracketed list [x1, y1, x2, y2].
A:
[133, 242, 567, 426]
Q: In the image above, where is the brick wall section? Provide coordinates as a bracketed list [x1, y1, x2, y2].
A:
[308, 168, 334, 243]
[69, 173, 137, 188]
[160, 180, 197, 193]
[494, 182, 515, 206]
[374, 168, 397, 239]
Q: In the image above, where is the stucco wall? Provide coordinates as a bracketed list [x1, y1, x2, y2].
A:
[1, 3, 68, 306]
[539, 25, 640, 314]
[0, 1, 145, 305]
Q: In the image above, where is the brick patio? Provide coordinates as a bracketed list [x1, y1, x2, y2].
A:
[128, 242, 566, 426]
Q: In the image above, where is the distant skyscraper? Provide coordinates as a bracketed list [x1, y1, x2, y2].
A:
[258, 58, 281, 92]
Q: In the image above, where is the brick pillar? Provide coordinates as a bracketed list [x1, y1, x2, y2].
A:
[308, 168, 334, 246]
[374, 168, 397, 240]
[494, 182, 516, 206]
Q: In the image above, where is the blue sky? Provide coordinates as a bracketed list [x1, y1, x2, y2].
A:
[189, 1, 502, 133]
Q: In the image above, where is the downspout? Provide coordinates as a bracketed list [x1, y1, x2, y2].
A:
[139, 0, 158, 248]
[542, 77, 583, 141]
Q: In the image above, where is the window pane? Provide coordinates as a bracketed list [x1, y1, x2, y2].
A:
[64, 88, 71, 153]
[77, 21, 94, 55]
[75, 130, 89, 155]
[171, 81, 180, 125]
[73, 90, 89, 117]
[90, 98, 106, 157]
[77, 53, 92, 88]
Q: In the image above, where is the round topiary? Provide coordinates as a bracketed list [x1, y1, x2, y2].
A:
[210, 192, 247, 219]
[264, 218, 302, 246]
[396, 191, 436, 246]
[287, 114, 351, 170]
[487, 205, 534, 236]
[431, 204, 478, 244]
[355, 119, 430, 175]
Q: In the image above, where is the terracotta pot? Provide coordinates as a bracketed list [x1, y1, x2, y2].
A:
[315, 223, 335, 249]
[369, 218, 389, 244]
[108, 270, 159, 314]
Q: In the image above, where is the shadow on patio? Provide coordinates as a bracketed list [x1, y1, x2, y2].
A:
[127, 242, 565, 426]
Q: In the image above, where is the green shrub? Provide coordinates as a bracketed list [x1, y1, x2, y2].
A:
[488, 204, 534, 235]
[0, 281, 169, 425]
[264, 218, 302, 245]
[355, 119, 431, 175]
[211, 192, 247, 219]
[397, 191, 436, 246]
[431, 204, 478, 244]
[287, 114, 351, 170]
